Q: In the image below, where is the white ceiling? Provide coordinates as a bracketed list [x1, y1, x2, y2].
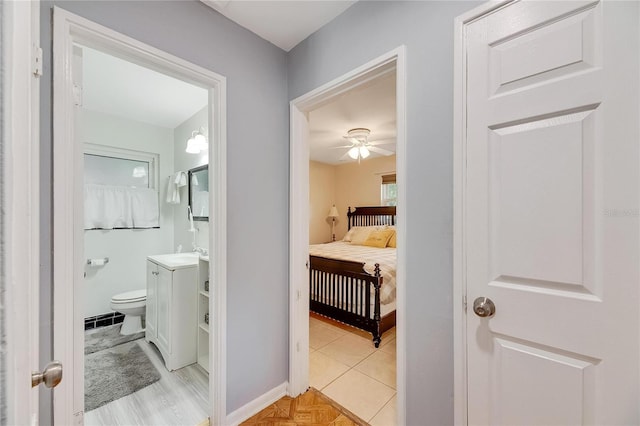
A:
[201, 0, 357, 51]
[81, 46, 209, 129]
[309, 71, 396, 165]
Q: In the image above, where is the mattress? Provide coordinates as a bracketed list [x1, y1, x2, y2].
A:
[309, 241, 397, 308]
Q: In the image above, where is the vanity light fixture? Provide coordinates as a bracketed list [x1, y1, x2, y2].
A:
[186, 129, 208, 154]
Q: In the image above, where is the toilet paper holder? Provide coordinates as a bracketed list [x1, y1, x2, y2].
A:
[87, 257, 109, 266]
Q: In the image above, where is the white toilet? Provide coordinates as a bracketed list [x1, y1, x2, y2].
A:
[110, 289, 146, 335]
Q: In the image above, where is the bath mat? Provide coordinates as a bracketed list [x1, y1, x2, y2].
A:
[85, 340, 160, 411]
[85, 324, 145, 355]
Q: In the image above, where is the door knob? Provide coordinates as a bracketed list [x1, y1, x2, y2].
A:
[32, 361, 63, 388]
[473, 297, 495, 318]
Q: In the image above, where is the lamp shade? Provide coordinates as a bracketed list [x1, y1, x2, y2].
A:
[328, 205, 339, 218]
[348, 147, 359, 159]
[186, 138, 201, 153]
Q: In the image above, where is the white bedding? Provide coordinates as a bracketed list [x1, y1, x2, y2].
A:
[308, 241, 397, 307]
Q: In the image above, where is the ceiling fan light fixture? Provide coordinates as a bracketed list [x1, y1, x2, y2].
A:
[359, 146, 370, 159]
[348, 146, 360, 160]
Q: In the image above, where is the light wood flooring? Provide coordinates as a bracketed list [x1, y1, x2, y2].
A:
[84, 338, 209, 426]
[309, 315, 396, 426]
[240, 388, 367, 426]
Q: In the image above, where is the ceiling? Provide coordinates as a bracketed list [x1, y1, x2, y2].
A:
[81, 46, 209, 129]
[309, 71, 396, 165]
[201, 0, 357, 51]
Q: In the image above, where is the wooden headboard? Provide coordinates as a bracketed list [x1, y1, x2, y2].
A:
[347, 206, 396, 230]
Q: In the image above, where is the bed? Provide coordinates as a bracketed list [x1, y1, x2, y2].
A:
[309, 206, 396, 347]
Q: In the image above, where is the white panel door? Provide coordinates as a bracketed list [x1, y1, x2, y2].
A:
[465, 1, 639, 424]
[156, 266, 172, 355]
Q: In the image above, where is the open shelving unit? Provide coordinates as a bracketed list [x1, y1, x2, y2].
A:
[197, 256, 210, 372]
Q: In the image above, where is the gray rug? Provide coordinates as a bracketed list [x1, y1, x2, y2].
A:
[84, 340, 161, 412]
[85, 324, 145, 355]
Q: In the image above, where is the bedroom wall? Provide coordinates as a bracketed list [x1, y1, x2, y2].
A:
[309, 160, 336, 244]
[81, 109, 174, 318]
[288, 1, 482, 424]
[334, 155, 396, 239]
[39, 1, 289, 420]
[173, 106, 209, 253]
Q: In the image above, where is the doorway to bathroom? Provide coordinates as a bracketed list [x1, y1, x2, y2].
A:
[52, 8, 227, 425]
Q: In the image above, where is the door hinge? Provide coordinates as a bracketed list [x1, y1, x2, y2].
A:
[296, 290, 301, 301]
[463, 295, 467, 313]
[296, 341, 300, 352]
[73, 82, 83, 107]
[305, 261, 309, 270]
[32, 46, 43, 77]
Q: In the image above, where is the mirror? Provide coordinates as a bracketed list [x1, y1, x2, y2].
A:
[188, 165, 209, 221]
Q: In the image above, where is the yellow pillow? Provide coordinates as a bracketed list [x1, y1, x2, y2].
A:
[387, 230, 396, 248]
[363, 229, 395, 248]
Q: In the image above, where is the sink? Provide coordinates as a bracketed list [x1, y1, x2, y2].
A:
[147, 253, 199, 270]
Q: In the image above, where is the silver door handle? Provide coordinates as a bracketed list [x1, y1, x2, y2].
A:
[473, 297, 496, 318]
[32, 361, 63, 388]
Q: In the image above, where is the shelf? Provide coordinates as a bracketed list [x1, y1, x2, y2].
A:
[198, 353, 209, 373]
[199, 322, 209, 333]
[199, 290, 209, 298]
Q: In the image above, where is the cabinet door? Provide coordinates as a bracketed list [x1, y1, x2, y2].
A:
[156, 266, 172, 354]
[145, 261, 157, 338]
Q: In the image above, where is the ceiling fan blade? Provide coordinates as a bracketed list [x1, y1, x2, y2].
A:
[368, 146, 395, 156]
[339, 151, 352, 161]
[329, 145, 354, 149]
[342, 136, 360, 144]
[367, 139, 395, 146]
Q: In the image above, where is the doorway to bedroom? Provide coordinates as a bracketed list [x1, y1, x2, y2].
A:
[289, 48, 406, 426]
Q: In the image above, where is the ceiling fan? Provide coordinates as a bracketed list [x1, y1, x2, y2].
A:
[332, 128, 395, 162]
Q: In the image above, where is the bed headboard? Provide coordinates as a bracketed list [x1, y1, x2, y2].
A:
[347, 206, 396, 230]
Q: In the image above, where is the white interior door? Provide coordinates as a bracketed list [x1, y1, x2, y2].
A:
[464, 1, 639, 424]
[3, 0, 41, 423]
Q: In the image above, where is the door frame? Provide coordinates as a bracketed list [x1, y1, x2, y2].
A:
[52, 8, 227, 425]
[452, 1, 522, 424]
[2, 0, 41, 423]
[289, 46, 407, 425]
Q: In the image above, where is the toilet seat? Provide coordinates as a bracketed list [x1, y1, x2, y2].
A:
[111, 289, 146, 304]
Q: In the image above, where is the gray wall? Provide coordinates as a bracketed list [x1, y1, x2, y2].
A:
[39, 0, 289, 418]
[0, 0, 6, 423]
[287, 1, 480, 424]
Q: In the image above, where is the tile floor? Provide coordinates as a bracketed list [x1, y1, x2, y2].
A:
[309, 315, 396, 426]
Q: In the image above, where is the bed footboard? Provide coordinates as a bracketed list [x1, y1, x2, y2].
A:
[309, 255, 390, 347]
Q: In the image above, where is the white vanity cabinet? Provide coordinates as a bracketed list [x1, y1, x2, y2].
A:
[145, 254, 198, 371]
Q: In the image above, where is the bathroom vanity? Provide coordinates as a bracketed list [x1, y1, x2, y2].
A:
[146, 253, 199, 371]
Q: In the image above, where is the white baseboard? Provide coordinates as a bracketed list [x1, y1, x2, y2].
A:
[225, 382, 289, 426]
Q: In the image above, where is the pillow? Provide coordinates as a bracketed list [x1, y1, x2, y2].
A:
[343, 226, 382, 243]
[363, 229, 395, 248]
[350, 227, 375, 245]
[387, 230, 396, 248]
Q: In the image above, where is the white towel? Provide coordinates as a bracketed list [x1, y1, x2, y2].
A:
[166, 172, 187, 205]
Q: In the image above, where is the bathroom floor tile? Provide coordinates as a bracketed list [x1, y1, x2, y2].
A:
[309, 351, 350, 390]
[322, 370, 395, 422]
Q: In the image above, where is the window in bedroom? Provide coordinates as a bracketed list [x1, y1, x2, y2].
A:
[381, 173, 397, 206]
